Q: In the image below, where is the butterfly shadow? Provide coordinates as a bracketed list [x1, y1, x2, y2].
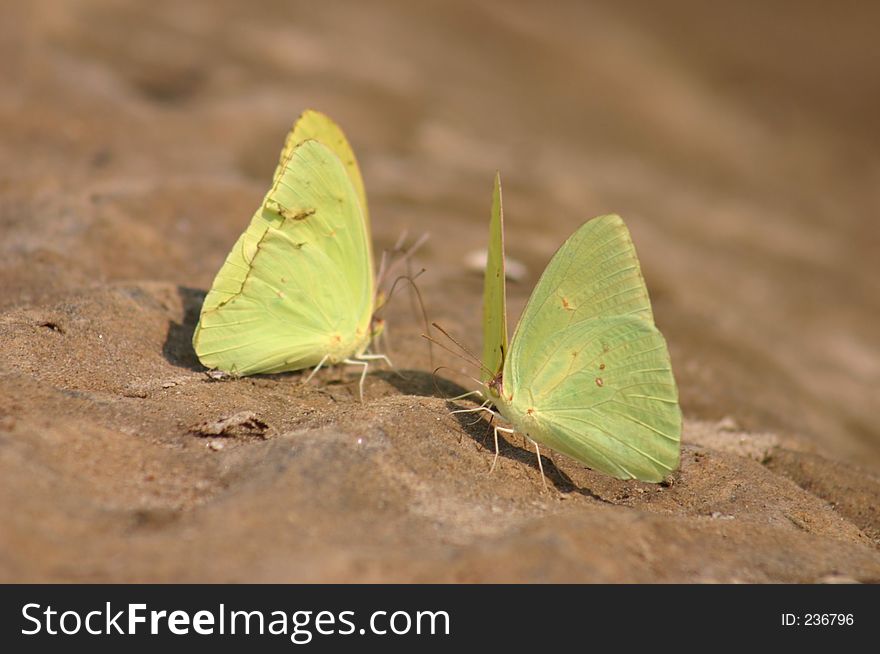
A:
[373, 368, 471, 399]
[162, 286, 207, 371]
[446, 400, 611, 501]
[379, 367, 609, 499]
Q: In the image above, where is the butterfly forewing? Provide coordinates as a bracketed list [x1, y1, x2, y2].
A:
[481, 173, 508, 383]
[274, 110, 371, 261]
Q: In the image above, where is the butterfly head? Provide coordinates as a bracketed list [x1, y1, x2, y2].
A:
[370, 316, 386, 341]
[486, 370, 504, 399]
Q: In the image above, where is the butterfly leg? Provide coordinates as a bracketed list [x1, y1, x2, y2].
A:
[491, 426, 515, 474]
[358, 352, 394, 368]
[528, 438, 548, 490]
[360, 351, 406, 379]
[343, 358, 369, 402]
[448, 401, 492, 415]
[302, 354, 329, 386]
[380, 327, 393, 360]
[449, 402, 495, 427]
[447, 389, 484, 402]
[482, 411, 495, 446]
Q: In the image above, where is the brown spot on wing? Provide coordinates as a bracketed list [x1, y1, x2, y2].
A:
[269, 200, 316, 221]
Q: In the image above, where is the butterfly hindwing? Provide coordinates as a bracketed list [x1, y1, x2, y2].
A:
[508, 316, 680, 481]
[193, 139, 373, 375]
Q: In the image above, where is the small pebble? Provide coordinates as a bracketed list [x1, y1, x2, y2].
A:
[464, 249, 527, 281]
[717, 416, 739, 431]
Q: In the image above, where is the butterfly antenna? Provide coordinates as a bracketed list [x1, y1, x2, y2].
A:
[430, 365, 459, 399]
[430, 366, 485, 399]
[375, 249, 390, 303]
[431, 365, 449, 398]
[430, 322, 490, 372]
[375, 232, 430, 302]
[393, 228, 409, 252]
[422, 328, 494, 380]
[378, 269, 434, 369]
[422, 333, 476, 367]
[405, 254, 420, 338]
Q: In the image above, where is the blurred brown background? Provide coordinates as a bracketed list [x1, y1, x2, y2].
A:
[1, 1, 879, 581]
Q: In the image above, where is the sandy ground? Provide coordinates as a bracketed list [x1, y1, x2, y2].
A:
[1, 0, 879, 582]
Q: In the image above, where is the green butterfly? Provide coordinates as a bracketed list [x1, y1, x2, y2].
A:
[459, 173, 681, 483]
[192, 110, 388, 397]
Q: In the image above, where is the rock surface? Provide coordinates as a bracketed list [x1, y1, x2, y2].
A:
[1, 0, 879, 582]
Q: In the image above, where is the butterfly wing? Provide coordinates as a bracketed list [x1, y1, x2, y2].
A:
[193, 139, 374, 375]
[274, 110, 370, 262]
[502, 215, 680, 481]
[481, 173, 508, 383]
